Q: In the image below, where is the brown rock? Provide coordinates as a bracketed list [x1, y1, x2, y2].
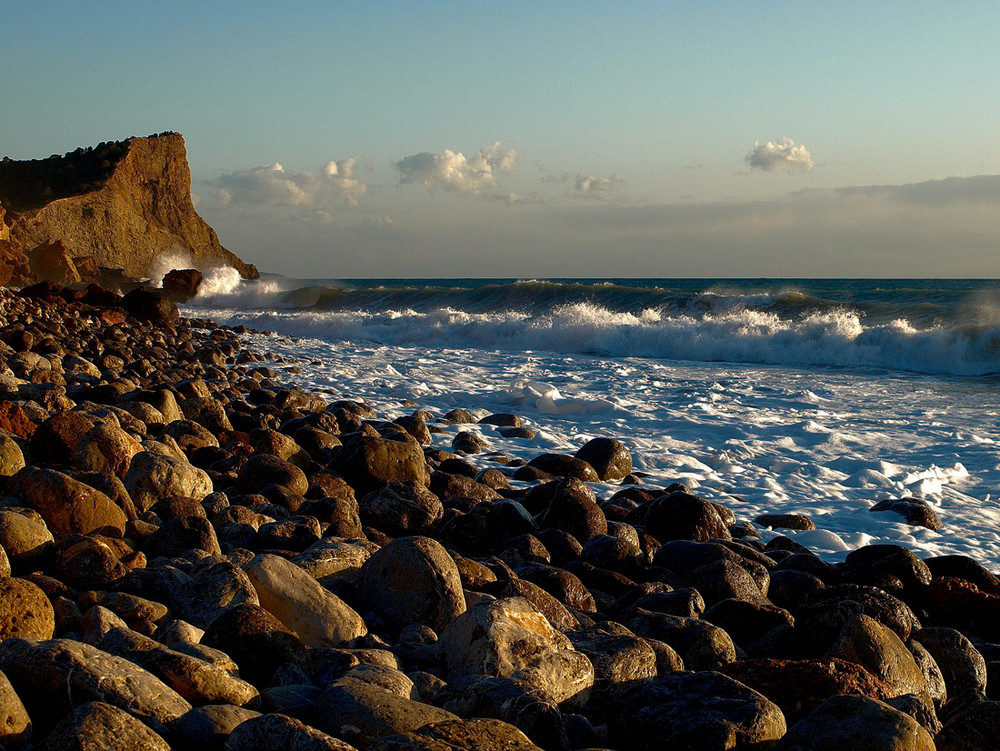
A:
[8, 466, 127, 537]
[162, 268, 203, 297]
[0, 577, 56, 640]
[26, 238, 81, 285]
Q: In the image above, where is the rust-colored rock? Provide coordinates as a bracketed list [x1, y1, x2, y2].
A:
[719, 657, 894, 725]
[26, 238, 80, 285]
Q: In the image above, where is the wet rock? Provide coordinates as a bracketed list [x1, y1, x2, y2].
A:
[608, 670, 786, 751]
[574, 437, 632, 482]
[514, 563, 596, 613]
[357, 536, 466, 635]
[773, 693, 934, 751]
[122, 286, 180, 324]
[8, 466, 127, 537]
[531, 478, 606, 546]
[754, 512, 816, 531]
[936, 694, 1000, 751]
[567, 624, 657, 711]
[437, 597, 595, 707]
[795, 584, 921, 650]
[526, 453, 599, 482]
[451, 431, 491, 454]
[910, 626, 987, 696]
[428, 472, 501, 503]
[643, 491, 731, 543]
[870, 497, 943, 531]
[244, 553, 367, 647]
[842, 543, 932, 596]
[703, 598, 795, 647]
[827, 613, 928, 697]
[926, 577, 1000, 638]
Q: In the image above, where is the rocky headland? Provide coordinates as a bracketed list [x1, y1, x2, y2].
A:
[0, 283, 995, 750]
[0, 134, 257, 288]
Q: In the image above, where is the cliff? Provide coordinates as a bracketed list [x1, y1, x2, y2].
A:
[0, 133, 257, 281]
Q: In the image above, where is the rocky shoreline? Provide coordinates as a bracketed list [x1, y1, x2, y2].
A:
[0, 283, 996, 750]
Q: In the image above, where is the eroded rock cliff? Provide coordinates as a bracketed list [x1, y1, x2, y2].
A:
[0, 133, 257, 281]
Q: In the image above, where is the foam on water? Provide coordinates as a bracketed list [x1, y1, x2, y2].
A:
[195, 312, 1000, 569]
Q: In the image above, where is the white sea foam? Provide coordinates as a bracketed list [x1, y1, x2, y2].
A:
[184, 301, 1000, 377]
[193, 312, 1000, 570]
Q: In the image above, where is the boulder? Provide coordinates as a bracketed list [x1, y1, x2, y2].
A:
[627, 611, 736, 671]
[526, 453, 600, 482]
[533, 478, 607, 545]
[371, 718, 544, 751]
[316, 678, 458, 750]
[329, 428, 430, 496]
[201, 604, 310, 688]
[73, 421, 144, 478]
[26, 238, 80, 286]
[244, 554, 367, 647]
[719, 657, 894, 725]
[0, 638, 191, 735]
[237, 453, 309, 496]
[608, 670, 786, 751]
[37, 701, 170, 751]
[910, 626, 988, 696]
[122, 286, 180, 324]
[870, 498, 943, 531]
[162, 268, 203, 298]
[146, 515, 221, 558]
[0, 509, 54, 571]
[360, 481, 444, 536]
[226, 712, 358, 751]
[8, 466, 127, 537]
[357, 536, 466, 635]
[773, 694, 934, 751]
[437, 597, 594, 707]
[169, 704, 262, 751]
[124, 451, 213, 511]
[826, 614, 928, 698]
[643, 491, 731, 542]
[170, 559, 260, 630]
[97, 622, 260, 708]
[0, 668, 31, 749]
[574, 437, 633, 481]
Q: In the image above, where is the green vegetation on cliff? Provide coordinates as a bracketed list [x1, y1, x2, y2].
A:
[0, 133, 174, 211]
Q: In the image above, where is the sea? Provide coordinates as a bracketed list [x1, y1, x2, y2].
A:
[180, 275, 1000, 569]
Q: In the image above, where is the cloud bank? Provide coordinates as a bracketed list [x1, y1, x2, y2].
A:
[575, 173, 626, 194]
[395, 142, 521, 195]
[215, 158, 368, 207]
[746, 138, 814, 173]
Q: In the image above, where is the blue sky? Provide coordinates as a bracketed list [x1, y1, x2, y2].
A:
[3, 1, 999, 276]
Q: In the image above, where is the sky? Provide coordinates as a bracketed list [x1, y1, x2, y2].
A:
[2, 1, 999, 278]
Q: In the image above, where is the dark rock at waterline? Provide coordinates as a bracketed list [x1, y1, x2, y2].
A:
[121, 286, 180, 324]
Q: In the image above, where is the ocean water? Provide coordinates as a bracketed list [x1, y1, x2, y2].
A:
[183, 275, 1000, 569]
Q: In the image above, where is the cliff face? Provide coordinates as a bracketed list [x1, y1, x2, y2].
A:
[1, 133, 257, 280]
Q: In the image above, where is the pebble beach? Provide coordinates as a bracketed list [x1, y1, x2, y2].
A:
[0, 281, 998, 750]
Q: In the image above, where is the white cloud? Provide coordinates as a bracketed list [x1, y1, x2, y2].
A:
[395, 142, 521, 195]
[214, 158, 368, 208]
[575, 173, 626, 193]
[746, 138, 814, 173]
